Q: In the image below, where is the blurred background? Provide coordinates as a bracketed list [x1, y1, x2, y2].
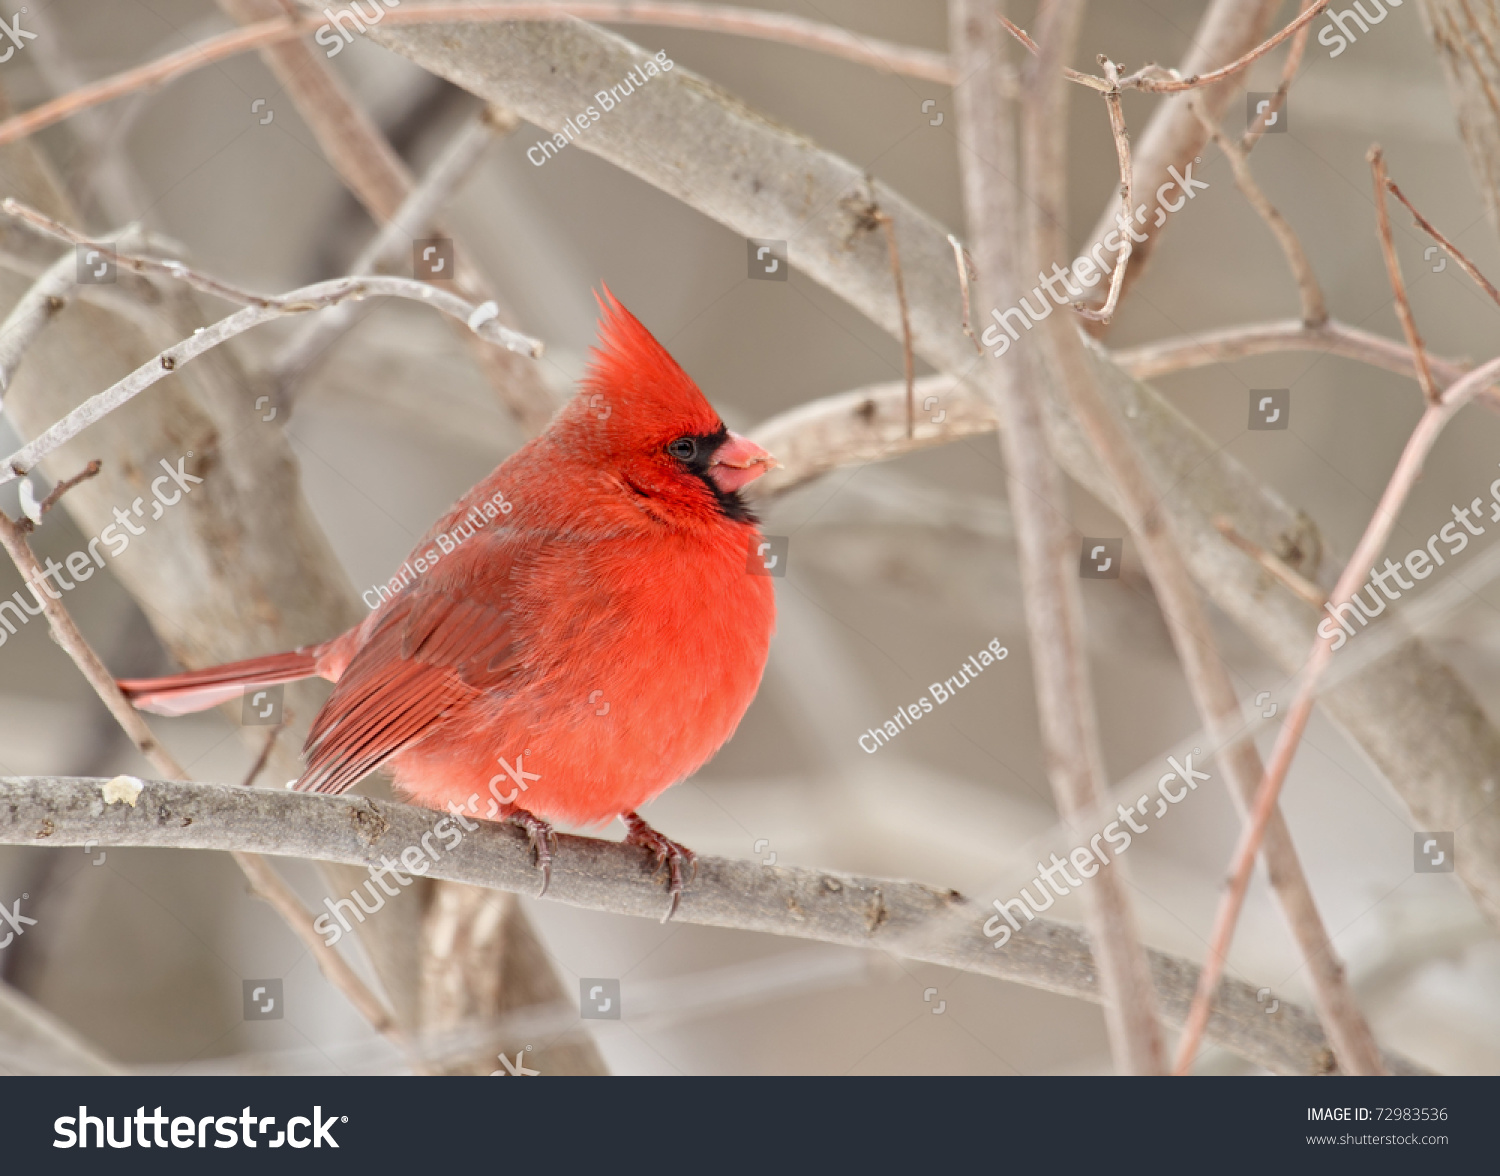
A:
[1, 0, 1498, 1074]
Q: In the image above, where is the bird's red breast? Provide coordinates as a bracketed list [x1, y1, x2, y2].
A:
[299, 290, 777, 826]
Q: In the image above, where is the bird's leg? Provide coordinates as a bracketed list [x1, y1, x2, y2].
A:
[621, 811, 698, 922]
[506, 808, 558, 897]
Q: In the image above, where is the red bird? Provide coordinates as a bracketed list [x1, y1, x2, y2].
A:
[118, 292, 778, 915]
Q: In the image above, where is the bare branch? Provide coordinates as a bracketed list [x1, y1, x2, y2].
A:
[1074, 64, 1134, 324]
[271, 104, 510, 402]
[1017, 0, 1380, 1077]
[1213, 516, 1326, 608]
[1369, 146, 1440, 404]
[954, 0, 1166, 1075]
[0, 3, 952, 151]
[1173, 351, 1500, 1071]
[1110, 317, 1485, 396]
[0, 774, 1431, 1077]
[0, 505, 405, 1047]
[1191, 101, 1327, 327]
[948, 234, 982, 354]
[1076, 0, 1286, 325]
[0, 275, 542, 486]
[1385, 172, 1500, 308]
[1114, 1, 1330, 95]
[1240, 0, 1319, 152]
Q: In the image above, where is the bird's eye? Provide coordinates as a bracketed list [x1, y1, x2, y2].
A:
[668, 437, 697, 462]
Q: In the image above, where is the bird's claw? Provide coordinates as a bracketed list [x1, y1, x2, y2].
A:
[507, 809, 557, 896]
[623, 811, 697, 922]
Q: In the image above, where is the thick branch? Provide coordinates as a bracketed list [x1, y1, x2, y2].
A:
[0, 774, 1428, 1078]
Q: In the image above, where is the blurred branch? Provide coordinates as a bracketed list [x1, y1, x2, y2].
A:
[217, 0, 553, 432]
[1419, 0, 1500, 242]
[0, 774, 1430, 1077]
[1384, 171, 1500, 308]
[1110, 317, 1494, 403]
[0, 504, 405, 1049]
[0, 4, 952, 150]
[1191, 99, 1327, 328]
[1074, 0, 1286, 325]
[0, 15, 319, 149]
[1240, 0, 1318, 151]
[954, 0, 1165, 1075]
[269, 104, 510, 406]
[1175, 349, 1500, 1071]
[0, 273, 542, 487]
[1019, 0, 1380, 1076]
[0, 981, 122, 1076]
[1369, 146, 1439, 403]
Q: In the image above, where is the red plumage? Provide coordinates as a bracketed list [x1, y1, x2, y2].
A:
[118, 291, 777, 907]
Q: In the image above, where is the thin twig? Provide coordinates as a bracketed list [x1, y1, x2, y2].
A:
[1075, 60, 1134, 324]
[238, 717, 290, 790]
[1111, 317, 1481, 390]
[999, 2, 1329, 97]
[31, 460, 103, 524]
[1369, 146, 1440, 404]
[1190, 101, 1327, 327]
[1240, 0, 1317, 152]
[1172, 350, 1500, 1072]
[0, 274, 543, 487]
[1213, 516, 1327, 607]
[1115, 0, 1329, 94]
[0, 15, 320, 149]
[948, 233, 982, 354]
[0, 4, 953, 150]
[3, 200, 295, 309]
[1385, 174, 1500, 308]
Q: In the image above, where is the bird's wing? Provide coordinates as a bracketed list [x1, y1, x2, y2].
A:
[295, 553, 525, 797]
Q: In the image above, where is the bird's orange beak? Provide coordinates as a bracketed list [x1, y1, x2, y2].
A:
[707, 431, 778, 494]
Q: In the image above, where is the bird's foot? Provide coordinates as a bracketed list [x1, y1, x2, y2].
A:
[622, 811, 697, 922]
[507, 808, 558, 897]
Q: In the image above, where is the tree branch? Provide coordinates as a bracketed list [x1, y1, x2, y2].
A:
[954, 0, 1166, 1075]
[0, 774, 1429, 1077]
[1019, 2, 1381, 1076]
[1174, 350, 1500, 1070]
[0, 273, 541, 486]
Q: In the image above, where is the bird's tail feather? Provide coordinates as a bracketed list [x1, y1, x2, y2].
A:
[118, 649, 320, 716]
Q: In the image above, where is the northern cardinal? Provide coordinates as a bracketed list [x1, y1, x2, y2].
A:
[118, 290, 778, 916]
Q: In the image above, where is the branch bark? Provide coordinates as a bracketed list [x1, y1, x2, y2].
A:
[952, 0, 1165, 1076]
[0, 774, 1429, 1077]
